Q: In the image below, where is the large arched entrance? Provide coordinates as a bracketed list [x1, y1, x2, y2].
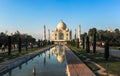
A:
[59, 32, 64, 40]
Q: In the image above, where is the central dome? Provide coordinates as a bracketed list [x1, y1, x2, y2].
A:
[57, 21, 67, 30]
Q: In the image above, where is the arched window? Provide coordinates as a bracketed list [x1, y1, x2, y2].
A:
[59, 32, 64, 40]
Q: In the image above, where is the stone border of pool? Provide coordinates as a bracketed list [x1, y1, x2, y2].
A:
[65, 45, 96, 76]
[0, 45, 54, 76]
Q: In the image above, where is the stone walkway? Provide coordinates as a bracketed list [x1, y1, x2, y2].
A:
[65, 45, 96, 76]
[0, 49, 9, 53]
[0, 45, 53, 75]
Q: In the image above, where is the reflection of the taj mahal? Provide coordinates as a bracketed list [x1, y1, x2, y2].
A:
[52, 45, 65, 63]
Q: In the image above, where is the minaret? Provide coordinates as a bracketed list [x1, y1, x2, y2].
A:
[74, 29, 76, 39]
[48, 29, 50, 40]
[43, 25, 46, 40]
[78, 24, 81, 42]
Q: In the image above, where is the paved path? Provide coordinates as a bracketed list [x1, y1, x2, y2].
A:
[65, 45, 96, 76]
[0, 49, 8, 53]
[96, 47, 120, 58]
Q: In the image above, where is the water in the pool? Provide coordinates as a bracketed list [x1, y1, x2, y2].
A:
[3, 45, 67, 76]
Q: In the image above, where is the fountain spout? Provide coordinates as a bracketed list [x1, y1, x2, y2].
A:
[32, 67, 36, 75]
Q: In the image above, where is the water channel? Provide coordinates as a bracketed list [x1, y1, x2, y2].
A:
[3, 45, 67, 76]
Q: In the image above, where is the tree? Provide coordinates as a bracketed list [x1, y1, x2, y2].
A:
[81, 32, 87, 49]
[25, 36, 28, 51]
[97, 30, 104, 41]
[0, 32, 8, 47]
[18, 37, 21, 53]
[82, 36, 85, 49]
[93, 30, 96, 53]
[88, 28, 97, 39]
[37, 39, 40, 47]
[8, 36, 11, 55]
[104, 40, 109, 61]
[114, 28, 119, 34]
[86, 36, 90, 53]
[76, 38, 79, 48]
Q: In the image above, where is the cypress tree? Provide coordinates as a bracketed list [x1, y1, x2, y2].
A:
[8, 36, 11, 55]
[37, 39, 40, 47]
[93, 33, 96, 53]
[83, 36, 85, 49]
[86, 36, 90, 53]
[77, 38, 79, 48]
[73, 40, 75, 46]
[25, 37, 28, 51]
[71, 40, 72, 46]
[104, 40, 109, 61]
[18, 37, 21, 53]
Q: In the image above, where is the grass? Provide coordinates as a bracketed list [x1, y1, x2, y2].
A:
[87, 62, 100, 72]
[67, 45, 120, 76]
[0, 45, 52, 62]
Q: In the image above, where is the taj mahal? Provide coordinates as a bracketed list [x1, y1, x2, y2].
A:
[43, 20, 81, 44]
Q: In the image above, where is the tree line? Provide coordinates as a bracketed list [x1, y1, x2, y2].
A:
[0, 31, 54, 55]
[0, 32, 36, 48]
[68, 28, 119, 61]
[82, 28, 120, 46]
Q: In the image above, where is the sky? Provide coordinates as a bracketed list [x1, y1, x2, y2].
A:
[0, 0, 120, 40]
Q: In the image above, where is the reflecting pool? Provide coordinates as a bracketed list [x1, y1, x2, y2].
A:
[3, 45, 67, 76]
